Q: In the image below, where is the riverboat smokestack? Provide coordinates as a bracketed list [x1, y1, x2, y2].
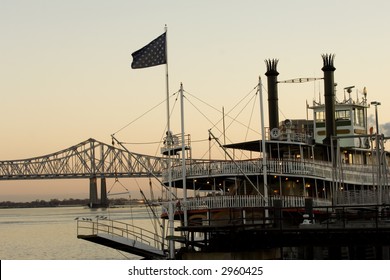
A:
[265, 59, 280, 131]
[321, 54, 336, 145]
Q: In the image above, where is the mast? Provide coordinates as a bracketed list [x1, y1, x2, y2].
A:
[164, 25, 172, 201]
[165, 25, 171, 141]
[258, 77, 269, 215]
[164, 25, 175, 259]
[223, 107, 227, 160]
[180, 83, 188, 227]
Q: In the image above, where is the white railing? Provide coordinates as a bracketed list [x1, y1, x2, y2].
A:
[335, 189, 390, 205]
[165, 158, 381, 186]
[77, 218, 165, 250]
[182, 195, 331, 211]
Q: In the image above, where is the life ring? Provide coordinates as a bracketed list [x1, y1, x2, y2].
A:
[270, 128, 280, 139]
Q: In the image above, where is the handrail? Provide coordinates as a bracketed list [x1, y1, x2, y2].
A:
[77, 218, 166, 250]
[165, 158, 380, 185]
[179, 195, 331, 211]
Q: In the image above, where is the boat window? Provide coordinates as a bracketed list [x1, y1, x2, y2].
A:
[335, 110, 350, 121]
[353, 108, 365, 126]
[315, 111, 325, 122]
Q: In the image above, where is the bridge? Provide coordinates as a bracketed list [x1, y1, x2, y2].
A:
[0, 138, 166, 206]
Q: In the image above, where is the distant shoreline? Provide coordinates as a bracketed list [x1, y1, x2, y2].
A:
[0, 204, 86, 209]
[0, 197, 146, 209]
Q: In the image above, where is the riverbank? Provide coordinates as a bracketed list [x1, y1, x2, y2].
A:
[0, 198, 146, 209]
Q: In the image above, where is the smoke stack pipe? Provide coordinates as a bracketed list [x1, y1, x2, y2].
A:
[265, 59, 280, 131]
[321, 54, 336, 145]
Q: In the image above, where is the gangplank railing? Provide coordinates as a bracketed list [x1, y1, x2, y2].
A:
[77, 218, 166, 250]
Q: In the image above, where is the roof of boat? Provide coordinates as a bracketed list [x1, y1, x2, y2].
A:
[223, 139, 374, 153]
[224, 139, 313, 152]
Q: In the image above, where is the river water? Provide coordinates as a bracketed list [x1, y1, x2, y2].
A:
[1, 205, 387, 280]
[0, 205, 157, 260]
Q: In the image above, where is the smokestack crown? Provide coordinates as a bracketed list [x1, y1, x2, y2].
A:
[265, 59, 279, 76]
[321, 54, 336, 71]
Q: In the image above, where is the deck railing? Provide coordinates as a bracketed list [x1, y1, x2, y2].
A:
[335, 189, 390, 205]
[165, 158, 381, 186]
[181, 195, 331, 211]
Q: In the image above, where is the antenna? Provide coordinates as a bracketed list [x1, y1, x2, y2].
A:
[363, 87, 367, 103]
[344, 86, 355, 102]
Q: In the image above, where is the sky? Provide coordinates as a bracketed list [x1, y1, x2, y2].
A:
[1, 0, 390, 202]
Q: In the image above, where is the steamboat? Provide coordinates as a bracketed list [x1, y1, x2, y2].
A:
[77, 54, 390, 259]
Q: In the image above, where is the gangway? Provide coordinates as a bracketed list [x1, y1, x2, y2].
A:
[77, 218, 167, 259]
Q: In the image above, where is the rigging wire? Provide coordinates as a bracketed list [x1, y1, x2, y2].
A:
[246, 91, 258, 140]
[112, 88, 181, 216]
[184, 85, 259, 135]
[191, 138, 209, 143]
[239, 91, 258, 160]
[133, 177, 163, 230]
[112, 90, 180, 136]
[113, 82, 264, 164]
[122, 136, 210, 145]
[183, 90, 222, 114]
[185, 87, 261, 140]
[107, 178, 130, 195]
[184, 85, 261, 160]
[106, 178, 133, 223]
[111, 139, 163, 233]
[224, 91, 258, 134]
[183, 96, 224, 159]
[219, 83, 262, 161]
[119, 140, 162, 145]
[153, 91, 180, 157]
[115, 84, 260, 151]
[185, 97, 220, 133]
[105, 177, 138, 260]
[119, 92, 180, 150]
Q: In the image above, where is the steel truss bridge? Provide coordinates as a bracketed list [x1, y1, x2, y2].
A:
[0, 138, 166, 206]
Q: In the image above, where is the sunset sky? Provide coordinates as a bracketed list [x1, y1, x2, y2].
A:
[1, 0, 390, 202]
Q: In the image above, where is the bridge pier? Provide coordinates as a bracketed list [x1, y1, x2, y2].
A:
[100, 177, 108, 207]
[89, 176, 108, 208]
[89, 177, 99, 207]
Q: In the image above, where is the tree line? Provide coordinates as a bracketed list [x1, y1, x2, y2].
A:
[0, 197, 142, 208]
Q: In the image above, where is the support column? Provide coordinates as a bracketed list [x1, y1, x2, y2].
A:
[100, 177, 108, 207]
[305, 197, 314, 223]
[273, 199, 283, 228]
[89, 176, 98, 207]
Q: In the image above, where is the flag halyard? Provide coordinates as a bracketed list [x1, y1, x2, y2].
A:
[131, 32, 167, 69]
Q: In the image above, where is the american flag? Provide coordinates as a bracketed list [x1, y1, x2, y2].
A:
[131, 32, 166, 69]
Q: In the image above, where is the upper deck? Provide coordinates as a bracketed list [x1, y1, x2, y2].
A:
[165, 157, 381, 186]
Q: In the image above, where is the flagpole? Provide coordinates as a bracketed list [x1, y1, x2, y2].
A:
[164, 25, 172, 202]
[164, 25, 171, 196]
[165, 24, 171, 141]
[164, 24, 175, 259]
